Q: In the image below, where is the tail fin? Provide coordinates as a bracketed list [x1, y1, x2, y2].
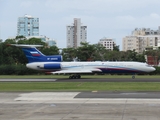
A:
[9, 44, 62, 63]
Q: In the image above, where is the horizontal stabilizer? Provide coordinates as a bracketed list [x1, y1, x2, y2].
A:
[8, 44, 43, 48]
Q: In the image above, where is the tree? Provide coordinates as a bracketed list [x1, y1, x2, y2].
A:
[113, 45, 120, 51]
[17, 37, 46, 46]
[0, 37, 47, 65]
[41, 46, 59, 55]
[62, 47, 77, 61]
[77, 42, 97, 61]
[93, 44, 107, 61]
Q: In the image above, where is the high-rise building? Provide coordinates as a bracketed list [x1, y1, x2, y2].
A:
[66, 18, 87, 48]
[98, 38, 116, 50]
[17, 14, 39, 37]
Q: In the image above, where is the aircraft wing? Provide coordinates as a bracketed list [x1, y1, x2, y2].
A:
[50, 69, 102, 74]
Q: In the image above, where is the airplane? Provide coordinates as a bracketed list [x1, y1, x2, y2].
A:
[9, 44, 156, 79]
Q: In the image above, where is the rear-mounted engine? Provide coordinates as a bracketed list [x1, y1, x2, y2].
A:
[44, 63, 61, 69]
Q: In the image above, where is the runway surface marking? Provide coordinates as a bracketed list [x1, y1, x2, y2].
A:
[7, 92, 160, 104]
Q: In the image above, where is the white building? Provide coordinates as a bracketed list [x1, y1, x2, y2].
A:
[66, 18, 87, 48]
[122, 27, 160, 54]
[17, 14, 39, 37]
[123, 35, 160, 54]
[98, 38, 116, 50]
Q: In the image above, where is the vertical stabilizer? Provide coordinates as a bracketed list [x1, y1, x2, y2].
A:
[9, 44, 62, 63]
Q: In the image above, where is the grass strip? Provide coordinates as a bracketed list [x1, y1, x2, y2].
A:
[0, 82, 160, 92]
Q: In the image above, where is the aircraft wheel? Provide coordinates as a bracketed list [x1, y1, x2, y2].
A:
[69, 75, 74, 79]
[132, 76, 135, 79]
[69, 75, 81, 79]
[78, 75, 81, 79]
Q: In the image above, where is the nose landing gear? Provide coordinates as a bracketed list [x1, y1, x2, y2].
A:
[132, 73, 135, 79]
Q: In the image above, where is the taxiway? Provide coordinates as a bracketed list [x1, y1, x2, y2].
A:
[0, 92, 160, 120]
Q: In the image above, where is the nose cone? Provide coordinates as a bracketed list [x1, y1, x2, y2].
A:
[150, 67, 156, 72]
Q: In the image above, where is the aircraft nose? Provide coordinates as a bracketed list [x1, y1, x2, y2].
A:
[151, 67, 156, 72]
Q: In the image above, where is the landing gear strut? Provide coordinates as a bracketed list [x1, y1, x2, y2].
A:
[69, 74, 81, 79]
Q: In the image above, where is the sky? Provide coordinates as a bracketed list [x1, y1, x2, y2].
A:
[1, 0, 160, 49]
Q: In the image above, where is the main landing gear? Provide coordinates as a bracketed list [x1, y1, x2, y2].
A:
[69, 74, 81, 79]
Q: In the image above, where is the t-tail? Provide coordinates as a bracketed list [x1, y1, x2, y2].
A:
[9, 44, 62, 63]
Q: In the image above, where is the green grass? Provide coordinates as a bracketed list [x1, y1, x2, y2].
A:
[0, 75, 160, 92]
[0, 82, 160, 92]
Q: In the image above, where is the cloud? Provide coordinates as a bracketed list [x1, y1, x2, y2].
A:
[150, 13, 160, 19]
[116, 15, 135, 21]
[2, 0, 160, 49]
[20, 1, 33, 8]
[43, 0, 160, 15]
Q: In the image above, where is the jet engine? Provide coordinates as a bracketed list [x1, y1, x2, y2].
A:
[43, 63, 61, 69]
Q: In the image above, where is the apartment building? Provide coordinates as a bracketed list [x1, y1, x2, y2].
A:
[122, 27, 160, 54]
[17, 14, 39, 37]
[66, 18, 87, 48]
[98, 38, 116, 50]
[132, 27, 160, 36]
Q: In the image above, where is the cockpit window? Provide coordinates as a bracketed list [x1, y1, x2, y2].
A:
[145, 63, 152, 67]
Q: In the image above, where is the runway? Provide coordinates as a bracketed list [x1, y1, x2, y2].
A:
[0, 78, 160, 82]
[0, 92, 160, 120]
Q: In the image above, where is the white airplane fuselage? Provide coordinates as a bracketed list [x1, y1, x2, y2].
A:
[26, 61, 155, 74]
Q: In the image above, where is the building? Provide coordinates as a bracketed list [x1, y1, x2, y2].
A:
[132, 27, 160, 36]
[17, 14, 39, 37]
[122, 27, 160, 54]
[123, 35, 160, 54]
[145, 55, 159, 66]
[98, 38, 116, 50]
[66, 18, 87, 48]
